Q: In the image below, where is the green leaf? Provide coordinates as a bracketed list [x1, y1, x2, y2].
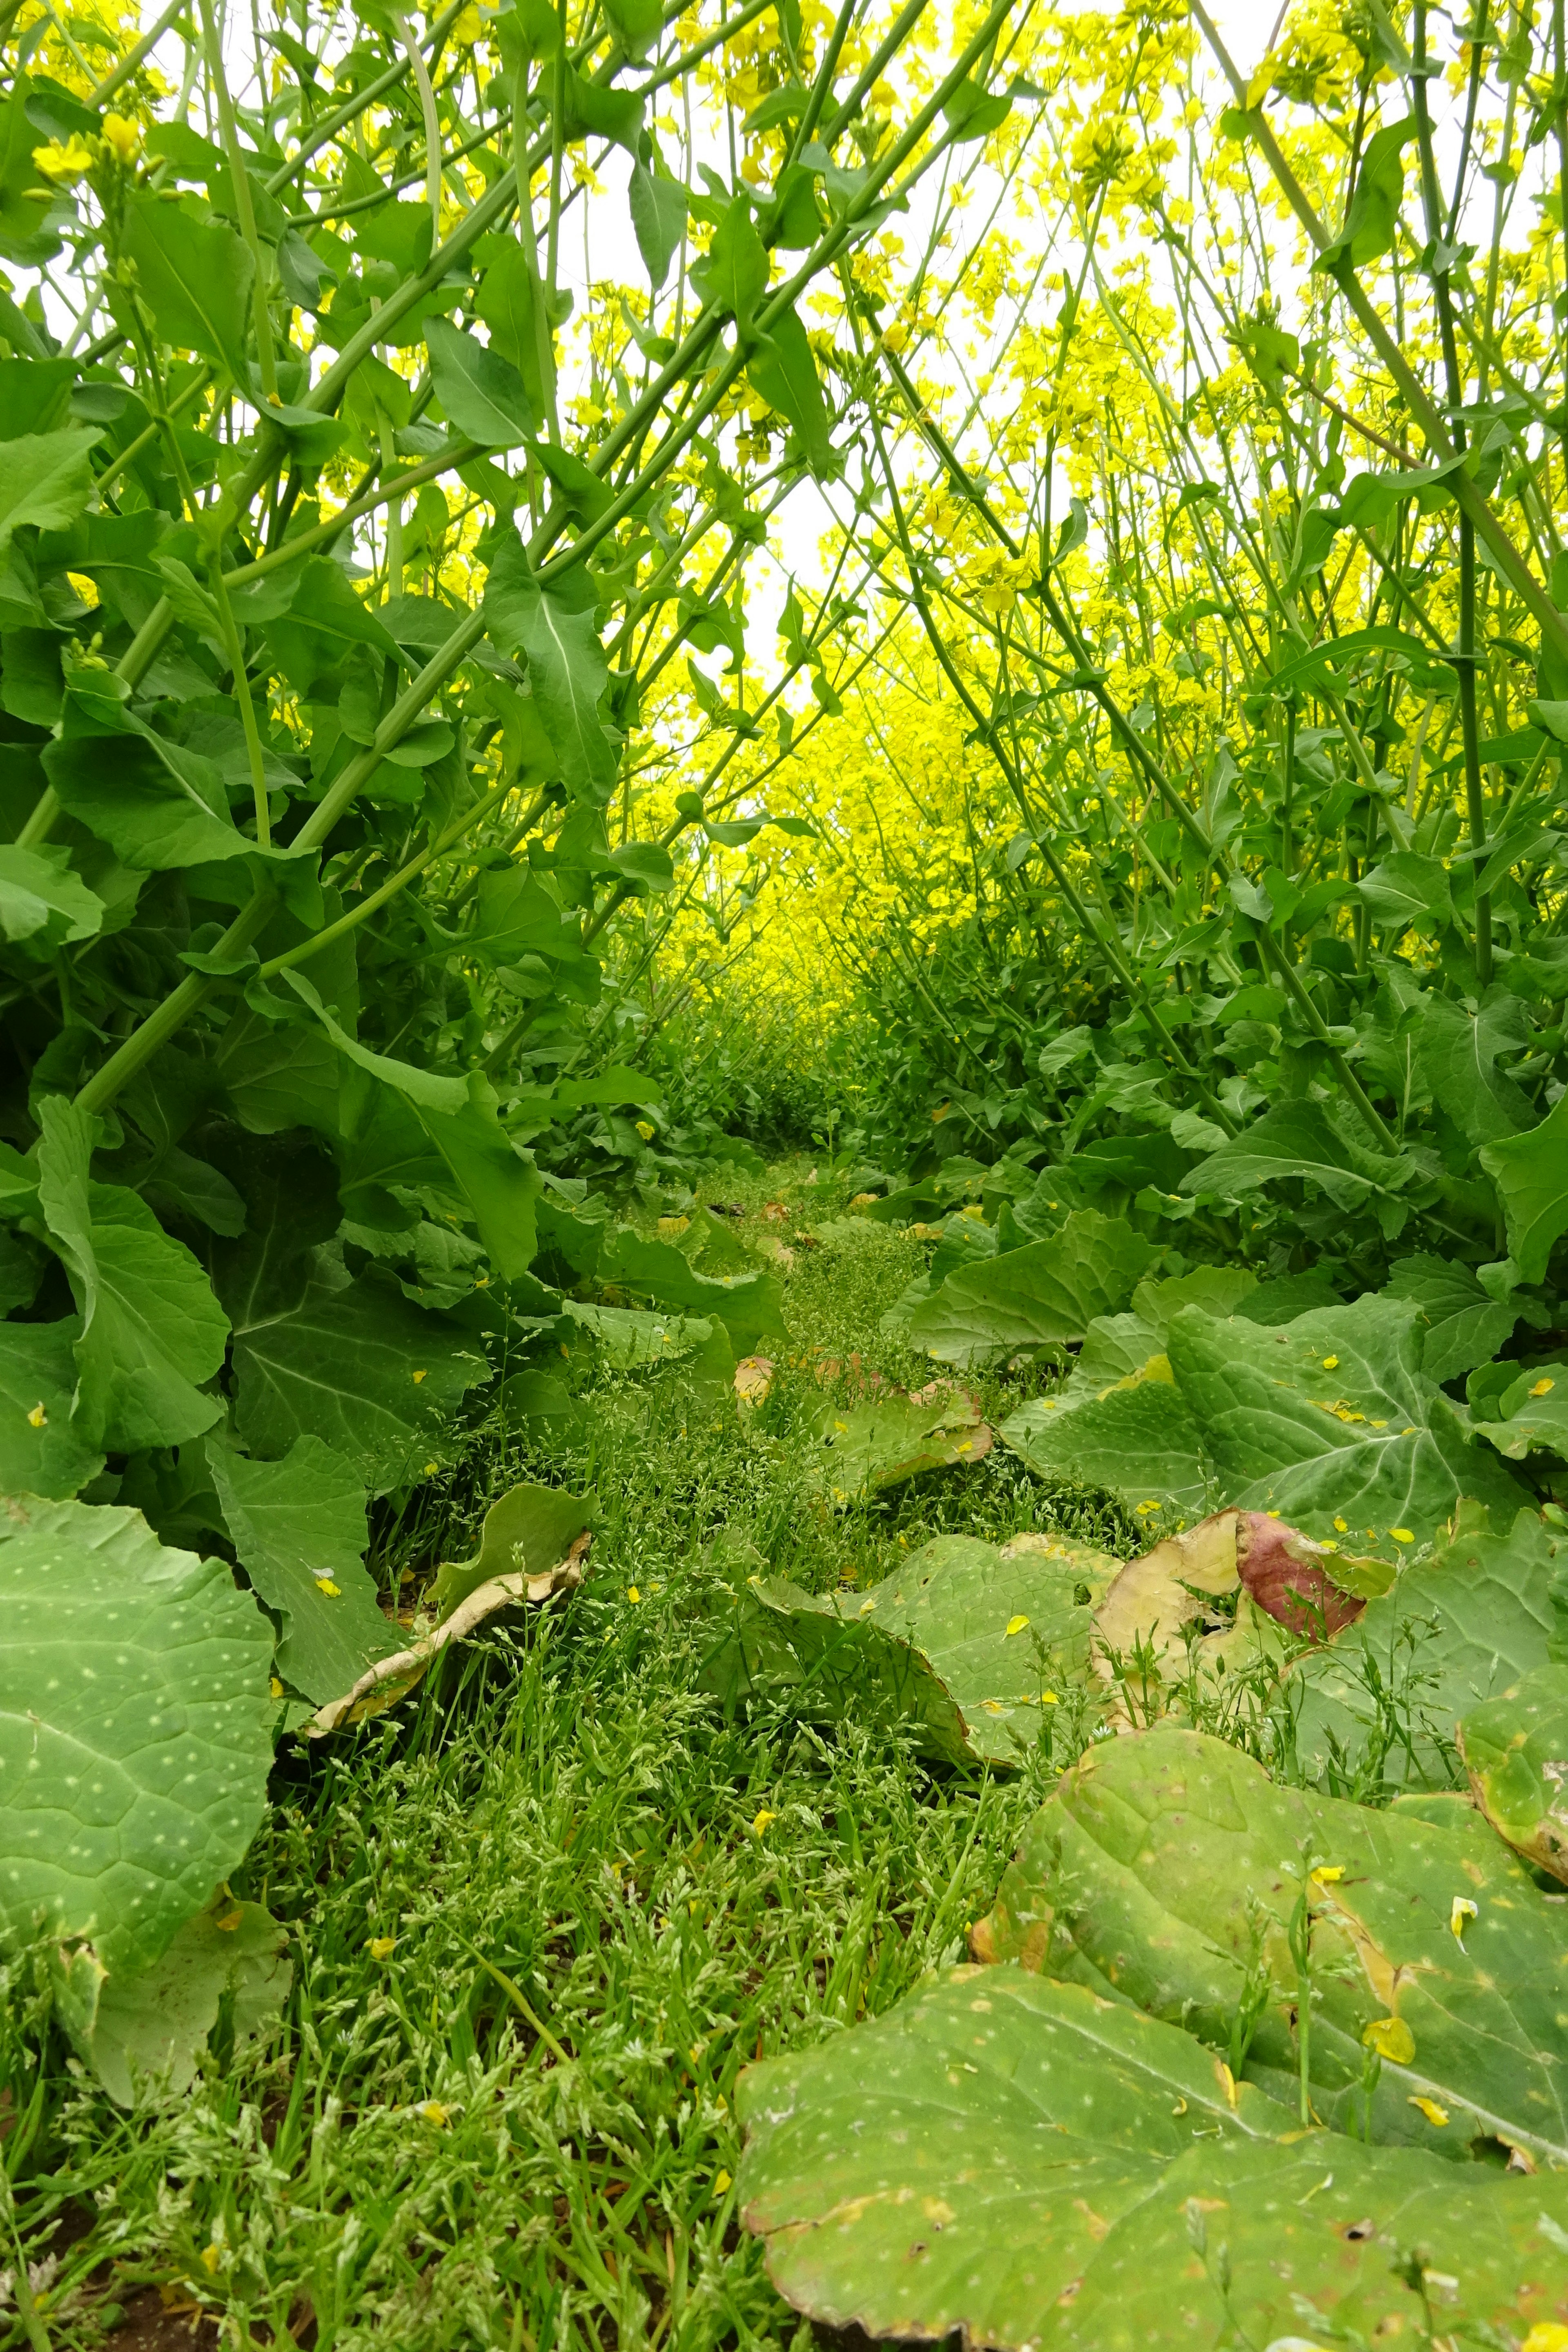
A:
[0, 842, 103, 951]
[1000, 1370, 1211, 1520]
[1460, 1661, 1568, 1881]
[1474, 1359, 1568, 1459]
[430, 1478, 595, 1615]
[121, 195, 254, 379]
[812, 1388, 993, 1501]
[739, 1958, 1568, 2349]
[902, 1210, 1161, 1368]
[690, 194, 768, 324]
[0, 1316, 105, 1498]
[746, 304, 832, 472]
[628, 155, 688, 291]
[55, 1892, 289, 2109]
[1317, 118, 1415, 271]
[560, 66, 643, 149]
[560, 1298, 716, 1365]
[264, 556, 401, 699]
[229, 1262, 488, 1495]
[44, 715, 245, 871]
[0, 1493, 272, 1979]
[0, 85, 60, 263]
[426, 315, 537, 447]
[1289, 1505, 1562, 1786]
[1413, 991, 1533, 1148]
[1357, 851, 1454, 929]
[703, 1531, 1117, 1765]
[978, 1722, 1568, 2163]
[0, 426, 99, 552]
[473, 234, 552, 415]
[1184, 1099, 1411, 1207]
[36, 1099, 230, 1455]
[283, 973, 542, 1281]
[1383, 1252, 1519, 1383]
[597, 1224, 786, 1348]
[481, 533, 619, 798]
[1481, 1091, 1568, 1283]
[1165, 1294, 1521, 1542]
[205, 1435, 399, 1705]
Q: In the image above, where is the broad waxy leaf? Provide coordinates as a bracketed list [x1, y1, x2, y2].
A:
[1480, 1090, 1568, 1283]
[482, 534, 619, 798]
[560, 1297, 715, 1364]
[430, 1477, 595, 1615]
[56, 1893, 290, 2108]
[0, 1316, 105, 1497]
[977, 1724, 1568, 2163]
[903, 1209, 1160, 1368]
[0, 426, 100, 551]
[1414, 991, 1534, 1148]
[425, 314, 536, 445]
[120, 196, 255, 381]
[1384, 1250, 1519, 1383]
[1460, 1661, 1568, 1881]
[701, 1531, 1119, 1766]
[811, 1386, 993, 1500]
[1165, 1294, 1523, 1541]
[1184, 1098, 1411, 1207]
[229, 1261, 488, 1494]
[205, 1434, 399, 1704]
[1289, 1505, 1564, 1787]
[597, 1224, 786, 1348]
[36, 1099, 230, 1455]
[1000, 1370, 1211, 1520]
[0, 842, 105, 951]
[738, 1961, 1568, 2351]
[0, 1494, 272, 1980]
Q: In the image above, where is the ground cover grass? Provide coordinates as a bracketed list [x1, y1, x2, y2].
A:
[5, 1160, 1144, 2352]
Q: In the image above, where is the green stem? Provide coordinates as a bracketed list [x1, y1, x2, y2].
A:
[197, 0, 278, 405]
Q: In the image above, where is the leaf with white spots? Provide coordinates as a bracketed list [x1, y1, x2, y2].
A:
[739, 1963, 1568, 2351]
[0, 1493, 273, 1979]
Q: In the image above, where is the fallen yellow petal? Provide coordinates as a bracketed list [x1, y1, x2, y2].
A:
[26, 1401, 46, 1428]
[1362, 2015, 1414, 2065]
[1390, 1528, 1414, 1544]
[1408, 2095, 1449, 2127]
[1321, 1354, 1339, 1369]
[713, 2168, 733, 2195]
[368, 1935, 398, 1960]
[1005, 1614, 1030, 1637]
[751, 1809, 777, 1835]
[1531, 1378, 1557, 1398]
[1451, 1895, 1477, 1942]
[315, 1577, 341, 1597]
[1310, 1864, 1343, 1884]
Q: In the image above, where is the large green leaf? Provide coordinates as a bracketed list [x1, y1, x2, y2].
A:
[0, 1316, 105, 1497]
[1413, 991, 1533, 1148]
[902, 1211, 1160, 1368]
[597, 1225, 786, 1348]
[45, 718, 246, 870]
[36, 1099, 230, 1455]
[425, 315, 536, 445]
[1290, 1505, 1563, 1787]
[0, 1494, 272, 1979]
[1383, 1251, 1518, 1383]
[560, 1298, 714, 1365]
[1165, 1294, 1522, 1541]
[430, 1478, 595, 1615]
[263, 556, 401, 698]
[977, 1723, 1568, 2162]
[120, 195, 254, 380]
[205, 1435, 399, 1704]
[1472, 1358, 1568, 1459]
[229, 1261, 488, 1494]
[999, 1372, 1210, 1519]
[1183, 1098, 1412, 1207]
[1460, 1660, 1568, 1881]
[1480, 1090, 1568, 1283]
[0, 842, 104, 951]
[481, 533, 619, 798]
[55, 1893, 290, 2108]
[700, 1532, 1119, 1766]
[811, 1387, 993, 1500]
[738, 1963, 1568, 2351]
[0, 427, 100, 552]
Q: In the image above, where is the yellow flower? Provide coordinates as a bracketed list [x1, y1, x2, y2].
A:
[713, 2168, 733, 2195]
[1333, 1517, 1347, 1532]
[26, 1401, 47, 1428]
[32, 134, 95, 181]
[635, 1119, 656, 1141]
[1361, 2015, 1414, 2064]
[1321, 1354, 1339, 1369]
[1531, 1378, 1556, 1398]
[412, 1368, 427, 1383]
[368, 1935, 398, 1960]
[627, 1585, 641, 1603]
[1040, 1690, 1058, 1705]
[1523, 2327, 1568, 2352]
[751, 1807, 777, 1834]
[1309, 1864, 1343, 1884]
[418, 2100, 450, 2126]
[199, 2244, 222, 2275]
[269, 1676, 283, 1698]
[1408, 2095, 1449, 2127]
[1004, 1614, 1029, 1636]
[101, 113, 140, 163]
